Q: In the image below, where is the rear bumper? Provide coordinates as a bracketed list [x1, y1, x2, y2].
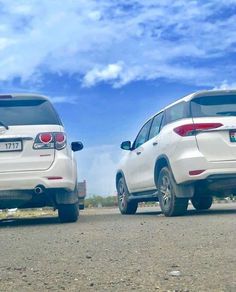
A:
[172, 155, 236, 186]
[202, 174, 236, 194]
[0, 155, 77, 192]
[0, 187, 78, 209]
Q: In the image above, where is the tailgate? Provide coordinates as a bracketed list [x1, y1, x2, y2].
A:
[191, 94, 236, 162]
[0, 125, 61, 173]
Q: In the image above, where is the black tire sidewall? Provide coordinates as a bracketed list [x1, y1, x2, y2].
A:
[117, 177, 137, 215]
[158, 167, 175, 216]
[58, 203, 79, 223]
[117, 177, 129, 214]
[157, 167, 188, 216]
[191, 195, 213, 210]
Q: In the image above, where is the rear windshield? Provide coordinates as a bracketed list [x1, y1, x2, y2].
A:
[0, 99, 62, 126]
[191, 95, 236, 117]
[164, 101, 189, 125]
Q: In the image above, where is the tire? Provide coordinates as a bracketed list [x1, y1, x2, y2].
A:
[58, 203, 79, 223]
[79, 197, 85, 210]
[117, 177, 138, 215]
[157, 167, 188, 217]
[191, 195, 213, 210]
[79, 204, 85, 210]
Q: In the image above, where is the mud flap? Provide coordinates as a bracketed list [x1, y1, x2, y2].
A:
[163, 166, 194, 199]
[55, 189, 78, 205]
[174, 183, 194, 198]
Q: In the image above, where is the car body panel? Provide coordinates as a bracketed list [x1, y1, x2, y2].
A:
[0, 94, 79, 209]
[117, 90, 236, 198]
[0, 125, 63, 172]
[192, 117, 236, 162]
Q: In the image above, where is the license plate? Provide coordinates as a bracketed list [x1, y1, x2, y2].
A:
[0, 140, 22, 152]
[230, 130, 236, 142]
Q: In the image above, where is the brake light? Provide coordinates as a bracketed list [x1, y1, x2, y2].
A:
[55, 133, 65, 143]
[33, 132, 67, 150]
[174, 123, 223, 136]
[55, 132, 66, 150]
[39, 133, 53, 144]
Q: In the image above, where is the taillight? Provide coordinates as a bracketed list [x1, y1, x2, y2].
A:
[39, 133, 53, 144]
[54, 132, 66, 150]
[33, 132, 67, 150]
[174, 123, 223, 136]
[55, 133, 65, 143]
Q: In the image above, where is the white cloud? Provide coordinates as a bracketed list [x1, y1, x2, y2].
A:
[0, 1, 235, 87]
[88, 10, 102, 21]
[83, 63, 123, 86]
[75, 145, 121, 196]
[49, 96, 77, 104]
[0, 37, 15, 50]
[213, 81, 236, 90]
[10, 4, 32, 15]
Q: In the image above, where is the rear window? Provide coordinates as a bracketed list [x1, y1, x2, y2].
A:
[164, 101, 189, 125]
[0, 99, 62, 126]
[191, 95, 236, 117]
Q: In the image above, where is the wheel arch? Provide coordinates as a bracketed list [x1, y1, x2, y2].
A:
[154, 155, 172, 187]
[154, 155, 194, 199]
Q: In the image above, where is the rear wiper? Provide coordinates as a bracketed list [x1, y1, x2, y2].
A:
[0, 120, 9, 130]
[216, 111, 236, 116]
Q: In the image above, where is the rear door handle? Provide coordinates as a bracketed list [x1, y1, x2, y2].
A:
[136, 151, 142, 155]
[153, 141, 158, 146]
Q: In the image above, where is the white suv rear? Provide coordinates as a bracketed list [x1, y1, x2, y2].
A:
[116, 90, 236, 216]
[0, 94, 83, 223]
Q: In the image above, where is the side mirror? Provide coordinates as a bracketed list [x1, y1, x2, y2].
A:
[71, 141, 84, 152]
[120, 141, 132, 151]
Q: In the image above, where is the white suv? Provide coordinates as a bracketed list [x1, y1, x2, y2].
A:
[116, 90, 236, 216]
[0, 94, 83, 223]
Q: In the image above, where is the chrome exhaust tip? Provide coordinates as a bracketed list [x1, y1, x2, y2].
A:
[34, 186, 44, 195]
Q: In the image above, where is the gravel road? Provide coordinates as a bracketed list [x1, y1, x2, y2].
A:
[0, 203, 235, 292]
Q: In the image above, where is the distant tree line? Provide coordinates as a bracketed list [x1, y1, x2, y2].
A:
[85, 196, 118, 208]
[84, 195, 236, 208]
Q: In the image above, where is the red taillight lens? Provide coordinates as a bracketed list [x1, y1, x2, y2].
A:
[34, 132, 66, 150]
[55, 133, 65, 143]
[39, 133, 53, 144]
[174, 123, 223, 136]
[55, 132, 66, 150]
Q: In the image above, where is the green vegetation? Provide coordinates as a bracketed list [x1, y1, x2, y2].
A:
[84, 196, 236, 209]
[85, 196, 118, 208]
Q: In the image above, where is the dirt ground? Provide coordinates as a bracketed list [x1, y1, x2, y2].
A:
[0, 203, 235, 291]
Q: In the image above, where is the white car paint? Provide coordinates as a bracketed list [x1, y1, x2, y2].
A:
[118, 90, 236, 195]
[0, 94, 81, 210]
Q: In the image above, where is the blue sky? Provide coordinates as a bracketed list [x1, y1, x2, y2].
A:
[0, 0, 236, 195]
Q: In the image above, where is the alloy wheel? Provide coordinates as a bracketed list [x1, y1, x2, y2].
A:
[159, 175, 172, 209]
[118, 180, 127, 209]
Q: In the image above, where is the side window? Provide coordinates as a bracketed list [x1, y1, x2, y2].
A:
[149, 112, 163, 140]
[164, 102, 189, 125]
[133, 119, 152, 149]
